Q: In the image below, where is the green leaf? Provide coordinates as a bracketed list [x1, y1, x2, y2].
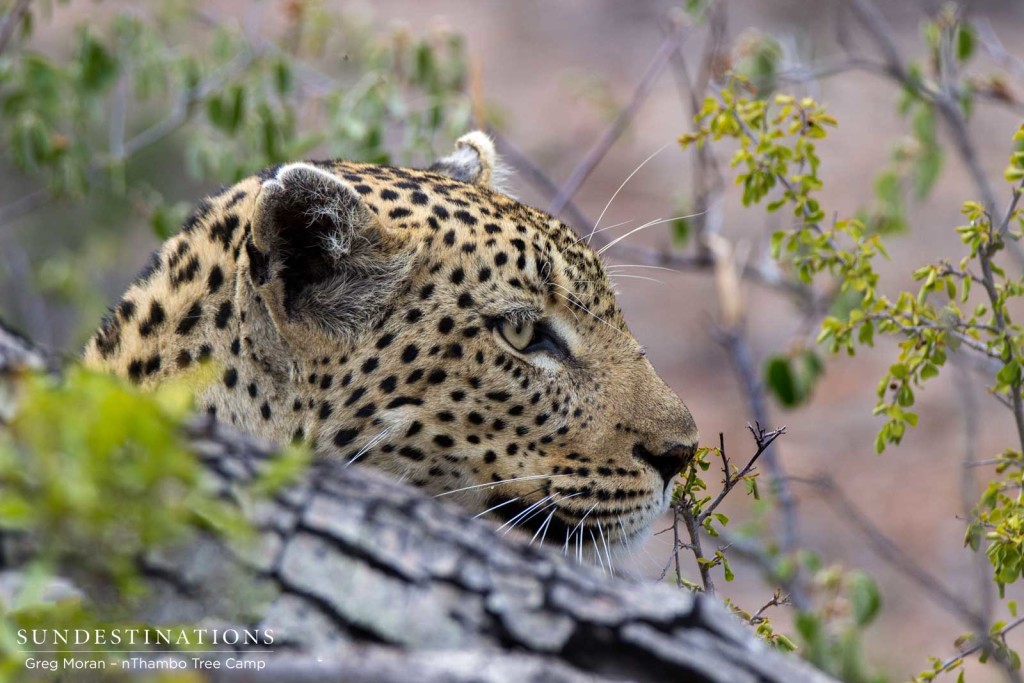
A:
[849, 572, 882, 626]
[672, 216, 691, 247]
[77, 30, 118, 92]
[956, 24, 975, 62]
[764, 350, 824, 409]
[913, 145, 944, 199]
[765, 355, 797, 407]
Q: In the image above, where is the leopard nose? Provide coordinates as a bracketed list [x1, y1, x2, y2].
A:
[633, 443, 697, 489]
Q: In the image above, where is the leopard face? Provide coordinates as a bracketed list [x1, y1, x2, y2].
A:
[85, 132, 698, 553]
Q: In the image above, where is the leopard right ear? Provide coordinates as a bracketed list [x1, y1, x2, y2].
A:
[429, 131, 508, 191]
[247, 163, 411, 339]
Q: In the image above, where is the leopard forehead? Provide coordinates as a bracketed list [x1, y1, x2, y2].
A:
[85, 140, 697, 552]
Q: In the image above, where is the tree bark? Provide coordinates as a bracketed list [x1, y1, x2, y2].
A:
[0, 319, 835, 683]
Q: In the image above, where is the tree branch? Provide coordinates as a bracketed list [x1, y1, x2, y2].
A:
[547, 21, 689, 217]
[0, 0, 30, 57]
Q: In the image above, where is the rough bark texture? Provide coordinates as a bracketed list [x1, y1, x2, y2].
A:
[0, 319, 835, 683]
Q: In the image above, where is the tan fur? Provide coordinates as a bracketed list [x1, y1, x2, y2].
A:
[85, 132, 698, 549]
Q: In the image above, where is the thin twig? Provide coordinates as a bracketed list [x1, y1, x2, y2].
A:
[0, 49, 261, 230]
[0, 0, 31, 57]
[791, 475, 984, 626]
[714, 328, 803, 566]
[953, 360, 995, 633]
[843, 0, 1024, 271]
[548, 21, 689, 216]
[974, 18, 1024, 83]
[679, 505, 715, 596]
[698, 424, 785, 524]
[664, 1, 726, 258]
[931, 615, 1024, 681]
[488, 128, 592, 234]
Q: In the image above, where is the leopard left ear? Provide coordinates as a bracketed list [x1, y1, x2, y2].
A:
[429, 131, 507, 191]
[246, 162, 411, 342]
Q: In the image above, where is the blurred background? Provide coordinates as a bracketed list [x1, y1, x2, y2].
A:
[3, 0, 1024, 679]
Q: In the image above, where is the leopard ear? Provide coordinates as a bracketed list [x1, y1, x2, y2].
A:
[247, 162, 410, 339]
[429, 131, 508, 191]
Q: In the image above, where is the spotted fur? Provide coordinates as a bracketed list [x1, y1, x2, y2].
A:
[85, 132, 698, 550]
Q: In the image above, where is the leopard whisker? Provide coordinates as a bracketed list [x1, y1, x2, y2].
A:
[497, 493, 556, 533]
[565, 503, 599, 560]
[433, 473, 569, 498]
[502, 491, 582, 537]
[598, 520, 615, 575]
[473, 483, 557, 520]
[572, 218, 633, 246]
[473, 494, 528, 520]
[589, 528, 606, 574]
[586, 142, 672, 245]
[345, 427, 394, 467]
[606, 264, 683, 275]
[552, 287, 630, 341]
[531, 507, 558, 546]
[617, 515, 654, 579]
[607, 273, 665, 285]
[596, 213, 704, 257]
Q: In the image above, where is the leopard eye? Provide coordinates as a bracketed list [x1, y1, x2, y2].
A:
[499, 320, 534, 351]
[495, 318, 572, 360]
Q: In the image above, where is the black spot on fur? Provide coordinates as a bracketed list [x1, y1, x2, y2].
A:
[143, 354, 161, 375]
[207, 266, 225, 293]
[334, 428, 359, 447]
[118, 299, 137, 321]
[386, 396, 423, 408]
[210, 215, 240, 250]
[170, 256, 200, 288]
[402, 345, 419, 363]
[215, 301, 233, 329]
[127, 359, 144, 383]
[94, 315, 121, 358]
[139, 301, 166, 337]
[176, 302, 203, 335]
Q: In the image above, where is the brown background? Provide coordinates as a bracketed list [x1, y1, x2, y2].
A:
[5, 1, 1024, 679]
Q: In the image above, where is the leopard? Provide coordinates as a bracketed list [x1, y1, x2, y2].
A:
[84, 131, 698, 554]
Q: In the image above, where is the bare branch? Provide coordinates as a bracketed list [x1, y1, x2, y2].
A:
[974, 18, 1024, 83]
[714, 328, 804, 579]
[547, 21, 689, 217]
[0, 0, 31, 57]
[680, 504, 716, 596]
[488, 128, 592, 234]
[699, 424, 786, 524]
[791, 475, 985, 627]
[0, 49, 261, 231]
[931, 615, 1024, 681]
